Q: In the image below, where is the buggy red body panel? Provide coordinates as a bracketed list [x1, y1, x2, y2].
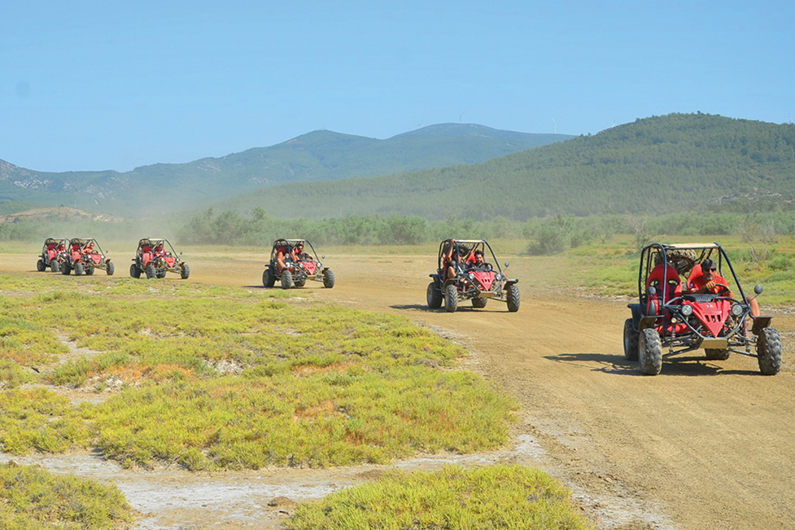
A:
[301, 260, 317, 275]
[473, 271, 495, 291]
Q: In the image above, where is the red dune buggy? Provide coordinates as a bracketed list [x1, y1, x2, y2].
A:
[427, 239, 520, 312]
[37, 237, 68, 272]
[130, 238, 190, 279]
[624, 242, 781, 375]
[263, 238, 335, 289]
[60, 238, 115, 276]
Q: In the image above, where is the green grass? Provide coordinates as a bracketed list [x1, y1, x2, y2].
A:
[286, 465, 593, 530]
[0, 462, 135, 530]
[0, 274, 516, 470]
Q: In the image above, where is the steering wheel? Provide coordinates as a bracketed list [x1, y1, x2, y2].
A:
[713, 283, 731, 296]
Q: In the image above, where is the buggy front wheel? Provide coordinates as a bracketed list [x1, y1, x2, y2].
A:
[506, 284, 520, 312]
[444, 284, 458, 312]
[106, 262, 115, 276]
[37, 259, 46, 272]
[281, 270, 293, 289]
[130, 264, 141, 278]
[639, 328, 662, 375]
[323, 269, 335, 288]
[757, 327, 782, 375]
[180, 263, 190, 279]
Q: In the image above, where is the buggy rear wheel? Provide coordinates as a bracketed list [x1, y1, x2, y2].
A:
[444, 284, 458, 312]
[263, 268, 275, 287]
[623, 319, 639, 361]
[323, 269, 335, 288]
[427, 282, 442, 309]
[757, 327, 782, 375]
[130, 264, 141, 278]
[639, 328, 662, 375]
[506, 284, 520, 312]
[281, 270, 293, 289]
[705, 349, 730, 361]
[37, 259, 46, 272]
[472, 297, 487, 309]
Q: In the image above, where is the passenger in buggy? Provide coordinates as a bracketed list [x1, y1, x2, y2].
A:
[292, 242, 310, 262]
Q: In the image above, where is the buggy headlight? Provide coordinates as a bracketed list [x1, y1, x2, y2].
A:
[680, 304, 693, 317]
[731, 304, 744, 317]
[468, 272, 475, 280]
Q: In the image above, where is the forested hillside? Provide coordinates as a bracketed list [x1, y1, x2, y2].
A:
[0, 125, 569, 218]
[220, 113, 795, 220]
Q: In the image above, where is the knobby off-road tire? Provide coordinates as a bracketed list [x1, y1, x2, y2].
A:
[180, 263, 190, 280]
[427, 282, 442, 309]
[639, 328, 663, 375]
[323, 269, 335, 288]
[262, 268, 275, 288]
[472, 297, 488, 309]
[506, 284, 520, 312]
[757, 327, 782, 375]
[61, 262, 71, 275]
[73, 263, 84, 276]
[85, 266, 94, 276]
[281, 270, 293, 289]
[37, 259, 46, 272]
[623, 318, 639, 361]
[145, 264, 156, 279]
[130, 264, 141, 278]
[106, 262, 115, 276]
[705, 348, 730, 360]
[50, 259, 59, 272]
[445, 284, 458, 312]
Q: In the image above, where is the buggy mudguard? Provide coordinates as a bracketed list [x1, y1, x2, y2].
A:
[505, 278, 519, 286]
[751, 316, 773, 336]
[628, 303, 644, 329]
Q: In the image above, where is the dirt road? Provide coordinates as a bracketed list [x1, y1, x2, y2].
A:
[4, 249, 794, 529]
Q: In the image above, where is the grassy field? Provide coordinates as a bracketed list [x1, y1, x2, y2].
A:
[286, 465, 592, 530]
[0, 462, 135, 529]
[0, 274, 516, 470]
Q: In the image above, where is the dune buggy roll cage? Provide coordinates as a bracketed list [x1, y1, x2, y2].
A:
[137, 237, 181, 256]
[436, 239, 504, 276]
[70, 237, 107, 256]
[270, 238, 321, 263]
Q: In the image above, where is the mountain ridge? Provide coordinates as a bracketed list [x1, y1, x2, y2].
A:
[0, 124, 571, 216]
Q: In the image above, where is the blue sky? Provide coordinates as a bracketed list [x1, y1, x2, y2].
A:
[2, 1, 793, 172]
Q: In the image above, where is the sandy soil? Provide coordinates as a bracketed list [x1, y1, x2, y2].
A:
[2, 250, 794, 529]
